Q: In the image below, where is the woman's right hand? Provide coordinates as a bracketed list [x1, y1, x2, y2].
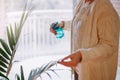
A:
[50, 21, 64, 35]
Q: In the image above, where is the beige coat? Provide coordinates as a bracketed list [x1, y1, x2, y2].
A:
[63, 0, 120, 80]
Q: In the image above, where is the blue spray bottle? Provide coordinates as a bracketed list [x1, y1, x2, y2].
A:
[52, 22, 64, 38]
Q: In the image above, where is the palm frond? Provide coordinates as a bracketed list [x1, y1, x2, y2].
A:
[0, 0, 33, 79]
[45, 72, 52, 80]
[0, 55, 8, 64]
[15, 74, 20, 80]
[0, 48, 10, 60]
[0, 39, 11, 56]
[0, 67, 6, 73]
[0, 60, 8, 68]
[15, 66, 25, 80]
[21, 66, 25, 80]
[48, 69, 60, 78]
[28, 61, 58, 80]
[0, 72, 9, 80]
[7, 26, 14, 51]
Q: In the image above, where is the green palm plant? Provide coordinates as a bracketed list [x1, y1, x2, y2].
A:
[15, 61, 66, 80]
[15, 61, 58, 80]
[0, 0, 33, 79]
[28, 61, 59, 80]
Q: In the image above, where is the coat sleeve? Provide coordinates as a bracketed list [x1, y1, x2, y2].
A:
[79, 10, 120, 62]
[63, 21, 72, 31]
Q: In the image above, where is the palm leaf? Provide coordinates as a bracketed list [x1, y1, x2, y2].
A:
[0, 60, 7, 68]
[0, 39, 11, 56]
[10, 25, 16, 45]
[28, 61, 58, 80]
[0, 72, 9, 80]
[14, 23, 18, 44]
[20, 66, 25, 80]
[15, 66, 25, 80]
[0, 48, 10, 60]
[16, 0, 33, 43]
[0, 55, 8, 64]
[7, 27, 14, 51]
[49, 69, 60, 78]
[28, 71, 34, 80]
[45, 72, 52, 80]
[39, 75, 42, 80]
[0, 66, 6, 73]
[15, 74, 20, 80]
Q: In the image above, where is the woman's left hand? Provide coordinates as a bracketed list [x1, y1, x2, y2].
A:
[58, 51, 82, 67]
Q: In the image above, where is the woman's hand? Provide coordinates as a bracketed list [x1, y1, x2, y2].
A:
[58, 51, 82, 67]
[85, 0, 94, 4]
[50, 21, 64, 35]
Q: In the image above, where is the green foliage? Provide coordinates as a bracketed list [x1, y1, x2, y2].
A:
[0, 0, 33, 79]
[15, 66, 25, 80]
[14, 61, 60, 80]
[27, 60, 71, 80]
[28, 61, 59, 80]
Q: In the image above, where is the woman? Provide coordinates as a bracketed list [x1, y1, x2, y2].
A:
[50, 0, 120, 80]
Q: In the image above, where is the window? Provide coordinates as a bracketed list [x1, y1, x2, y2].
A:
[5, 0, 73, 80]
[6, 0, 73, 60]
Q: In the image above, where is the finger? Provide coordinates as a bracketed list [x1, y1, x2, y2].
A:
[50, 28, 54, 32]
[61, 54, 74, 62]
[50, 26, 54, 32]
[58, 61, 72, 67]
[61, 56, 71, 62]
[50, 23, 55, 31]
[58, 61, 76, 67]
[50, 27, 56, 35]
[53, 30, 56, 35]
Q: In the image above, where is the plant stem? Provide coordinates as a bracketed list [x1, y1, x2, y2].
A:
[6, 49, 16, 76]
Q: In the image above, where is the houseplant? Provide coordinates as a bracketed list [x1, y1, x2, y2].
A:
[15, 61, 60, 80]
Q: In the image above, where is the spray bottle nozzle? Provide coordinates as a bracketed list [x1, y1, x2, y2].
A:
[52, 22, 58, 30]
